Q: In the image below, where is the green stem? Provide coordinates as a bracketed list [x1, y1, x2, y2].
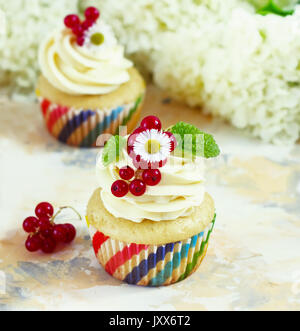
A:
[50, 206, 82, 224]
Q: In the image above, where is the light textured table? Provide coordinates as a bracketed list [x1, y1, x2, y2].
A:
[0, 86, 300, 311]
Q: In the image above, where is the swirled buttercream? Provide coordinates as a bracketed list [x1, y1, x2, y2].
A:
[96, 149, 206, 223]
[39, 21, 132, 95]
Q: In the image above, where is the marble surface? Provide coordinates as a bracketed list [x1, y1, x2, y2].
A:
[0, 86, 300, 311]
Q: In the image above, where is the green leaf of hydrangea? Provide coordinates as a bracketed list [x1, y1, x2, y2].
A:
[256, 0, 298, 16]
[169, 122, 220, 159]
[102, 135, 127, 167]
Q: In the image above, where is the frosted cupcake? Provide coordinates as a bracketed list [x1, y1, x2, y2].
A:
[86, 115, 220, 286]
[36, 7, 145, 147]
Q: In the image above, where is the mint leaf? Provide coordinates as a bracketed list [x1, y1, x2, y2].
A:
[169, 122, 220, 158]
[102, 135, 127, 167]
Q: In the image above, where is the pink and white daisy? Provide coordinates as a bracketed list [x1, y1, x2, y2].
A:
[133, 129, 172, 164]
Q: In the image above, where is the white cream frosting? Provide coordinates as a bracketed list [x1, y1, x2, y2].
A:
[96, 149, 206, 223]
[39, 21, 132, 95]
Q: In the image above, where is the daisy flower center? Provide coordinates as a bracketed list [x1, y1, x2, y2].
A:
[145, 140, 161, 155]
[91, 32, 105, 45]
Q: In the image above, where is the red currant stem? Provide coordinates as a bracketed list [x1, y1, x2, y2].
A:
[50, 206, 82, 224]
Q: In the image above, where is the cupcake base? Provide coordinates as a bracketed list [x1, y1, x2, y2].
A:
[38, 95, 144, 147]
[88, 215, 216, 287]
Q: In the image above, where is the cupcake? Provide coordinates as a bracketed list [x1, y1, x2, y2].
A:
[36, 7, 145, 147]
[86, 116, 220, 286]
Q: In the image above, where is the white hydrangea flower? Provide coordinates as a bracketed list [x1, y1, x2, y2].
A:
[85, 0, 300, 145]
[0, 0, 78, 100]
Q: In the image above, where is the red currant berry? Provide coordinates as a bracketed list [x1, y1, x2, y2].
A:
[142, 169, 162, 186]
[38, 216, 51, 231]
[23, 217, 38, 233]
[25, 234, 42, 252]
[41, 237, 56, 254]
[40, 224, 54, 238]
[119, 166, 135, 181]
[111, 180, 129, 198]
[82, 19, 94, 31]
[140, 116, 162, 131]
[164, 132, 177, 152]
[85, 7, 100, 21]
[129, 180, 146, 196]
[52, 224, 67, 243]
[63, 224, 76, 243]
[72, 24, 84, 37]
[77, 36, 85, 46]
[64, 14, 80, 29]
[35, 202, 54, 218]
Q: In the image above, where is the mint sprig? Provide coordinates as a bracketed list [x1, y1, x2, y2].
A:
[169, 122, 220, 159]
[102, 135, 127, 167]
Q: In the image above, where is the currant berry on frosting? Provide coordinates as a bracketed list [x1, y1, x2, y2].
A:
[140, 116, 162, 131]
[111, 180, 129, 198]
[64, 15, 80, 29]
[72, 25, 84, 37]
[64, 7, 103, 47]
[142, 169, 162, 186]
[85, 7, 100, 21]
[119, 166, 135, 181]
[129, 180, 147, 197]
[82, 19, 94, 31]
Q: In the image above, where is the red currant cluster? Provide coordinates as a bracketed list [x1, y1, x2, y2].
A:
[111, 116, 177, 198]
[111, 167, 162, 198]
[23, 202, 77, 254]
[64, 7, 100, 46]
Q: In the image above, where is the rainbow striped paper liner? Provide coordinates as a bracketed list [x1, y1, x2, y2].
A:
[88, 215, 216, 287]
[38, 95, 144, 147]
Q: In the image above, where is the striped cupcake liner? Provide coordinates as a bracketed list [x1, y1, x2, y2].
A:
[38, 95, 144, 147]
[88, 215, 216, 287]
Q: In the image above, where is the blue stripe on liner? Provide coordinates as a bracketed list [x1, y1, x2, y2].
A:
[58, 110, 95, 144]
[124, 243, 175, 285]
[79, 106, 125, 147]
[149, 233, 201, 287]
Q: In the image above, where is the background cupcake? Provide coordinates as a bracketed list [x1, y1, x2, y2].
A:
[36, 7, 145, 147]
[86, 116, 220, 286]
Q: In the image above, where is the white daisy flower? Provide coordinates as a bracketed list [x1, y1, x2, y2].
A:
[133, 129, 172, 164]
